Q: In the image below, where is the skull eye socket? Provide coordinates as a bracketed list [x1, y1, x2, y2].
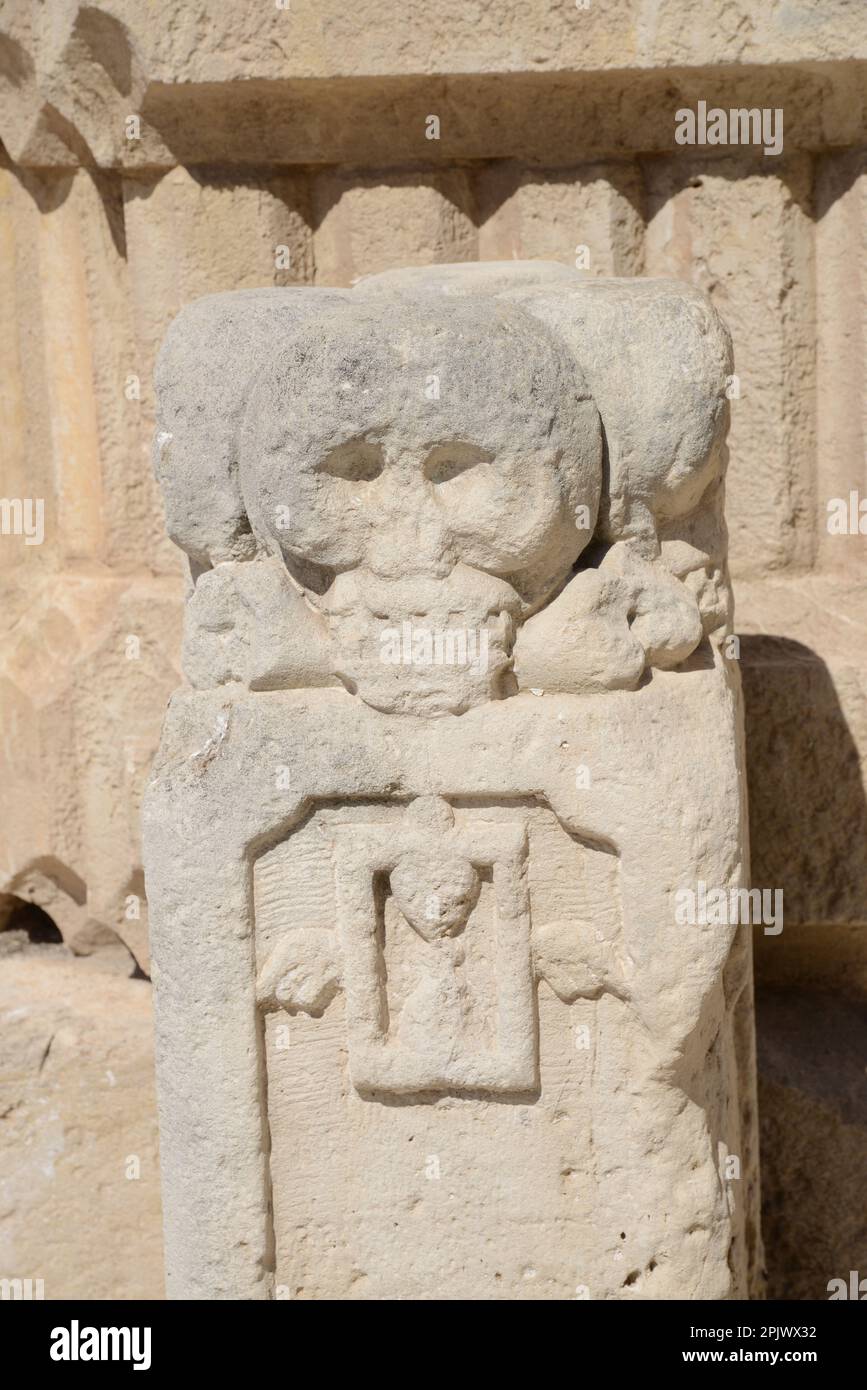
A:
[318, 441, 384, 483]
[424, 444, 493, 486]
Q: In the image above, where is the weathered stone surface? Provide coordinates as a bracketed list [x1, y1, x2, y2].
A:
[815, 149, 867, 577]
[756, 988, 867, 1302]
[737, 575, 867, 929]
[0, 570, 181, 978]
[2, 0, 866, 1306]
[0, 944, 164, 1300]
[644, 155, 815, 578]
[313, 172, 476, 286]
[144, 263, 759, 1300]
[477, 163, 644, 276]
[2, 5, 864, 169]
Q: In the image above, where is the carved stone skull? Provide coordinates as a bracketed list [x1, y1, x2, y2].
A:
[240, 298, 603, 714]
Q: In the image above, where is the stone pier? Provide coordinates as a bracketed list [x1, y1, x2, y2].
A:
[143, 262, 761, 1299]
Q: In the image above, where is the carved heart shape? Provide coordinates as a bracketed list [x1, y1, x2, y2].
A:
[390, 850, 480, 941]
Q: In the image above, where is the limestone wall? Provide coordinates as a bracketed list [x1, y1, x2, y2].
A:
[1, 1, 865, 1299]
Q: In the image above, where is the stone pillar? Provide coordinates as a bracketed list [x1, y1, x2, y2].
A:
[144, 262, 761, 1300]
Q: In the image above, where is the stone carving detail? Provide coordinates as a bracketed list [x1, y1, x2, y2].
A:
[254, 795, 622, 1097]
[155, 265, 732, 713]
[144, 263, 759, 1301]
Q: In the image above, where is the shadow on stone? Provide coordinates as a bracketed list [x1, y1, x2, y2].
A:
[742, 634, 867, 1298]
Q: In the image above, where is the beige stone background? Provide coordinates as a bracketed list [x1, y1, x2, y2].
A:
[0, 1, 865, 1300]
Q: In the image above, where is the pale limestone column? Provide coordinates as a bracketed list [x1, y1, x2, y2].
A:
[144, 262, 761, 1300]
